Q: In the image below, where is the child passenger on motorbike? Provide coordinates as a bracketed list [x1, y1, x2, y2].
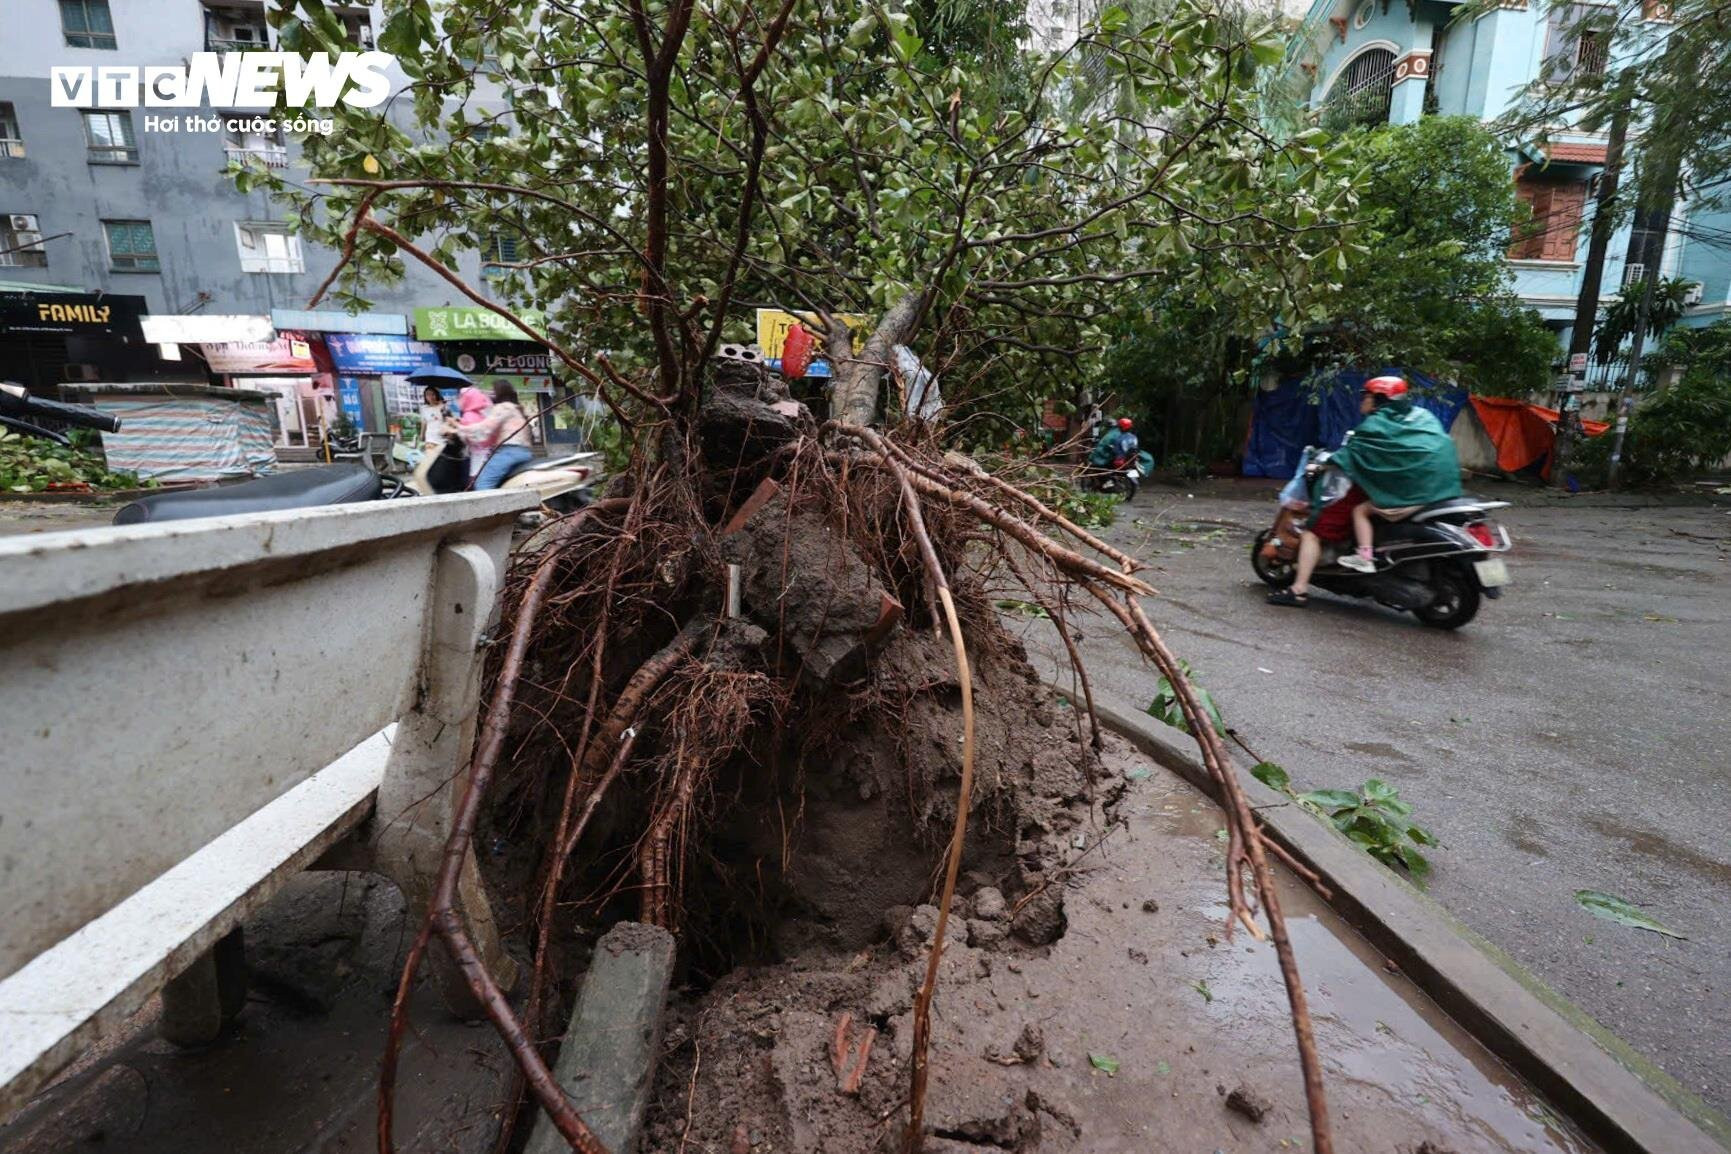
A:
[1265, 452, 1366, 608]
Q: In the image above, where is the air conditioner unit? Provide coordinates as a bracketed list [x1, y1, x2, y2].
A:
[1622, 262, 1645, 287]
[63, 363, 102, 382]
[1683, 282, 1704, 306]
[9, 213, 37, 231]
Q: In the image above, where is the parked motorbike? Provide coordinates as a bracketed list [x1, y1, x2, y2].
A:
[0, 382, 121, 442]
[1251, 450, 1513, 629]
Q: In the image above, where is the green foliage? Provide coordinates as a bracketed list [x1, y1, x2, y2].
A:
[257, 0, 1358, 433]
[1575, 890, 1685, 939]
[0, 433, 144, 493]
[1147, 659, 1225, 735]
[1299, 778, 1437, 879]
[1252, 761, 1437, 879]
[1295, 117, 1556, 397]
[1163, 451, 1206, 481]
[1593, 277, 1695, 365]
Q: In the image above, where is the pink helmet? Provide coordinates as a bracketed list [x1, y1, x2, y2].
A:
[1364, 375, 1409, 398]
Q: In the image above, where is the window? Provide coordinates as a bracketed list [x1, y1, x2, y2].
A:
[104, 219, 159, 272]
[0, 104, 22, 159]
[1575, 28, 1609, 76]
[223, 116, 288, 167]
[1320, 48, 1395, 131]
[1544, 5, 1612, 84]
[234, 221, 304, 274]
[60, 0, 117, 49]
[481, 232, 520, 277]
[203, 4, 270, 51]
[338, 9, 375, 48]
[0, 213, 48, 268]
[1510, 176, 1588, 262]
[82, 110, 137, 163]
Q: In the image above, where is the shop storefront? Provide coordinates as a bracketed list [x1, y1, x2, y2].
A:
[324, 332, 440, 435]
[438, 341, 565, 445]
[270, 310, 414, 445]
[0, 287, 151, 393]
[197, 332, 322, 449]
[413, 307, 562, 446]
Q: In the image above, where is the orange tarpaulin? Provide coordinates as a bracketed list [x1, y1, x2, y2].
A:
[1468, 396, 1609, 479]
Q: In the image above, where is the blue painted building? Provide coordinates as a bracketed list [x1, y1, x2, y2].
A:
[1280, 0, 1731, 381]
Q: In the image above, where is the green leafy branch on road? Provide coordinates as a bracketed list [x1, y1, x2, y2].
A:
[1147, 660, 1225, 736]
[0, 431, 144, 494]
[1252, 763, 1438, 880]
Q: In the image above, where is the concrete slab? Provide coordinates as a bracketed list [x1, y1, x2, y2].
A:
[527, 921, 676, 1154]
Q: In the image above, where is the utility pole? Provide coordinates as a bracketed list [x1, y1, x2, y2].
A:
[1556, 87, 1631, 482]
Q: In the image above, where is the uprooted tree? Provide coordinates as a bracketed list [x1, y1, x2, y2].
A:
[256, 0, 1361, 1149]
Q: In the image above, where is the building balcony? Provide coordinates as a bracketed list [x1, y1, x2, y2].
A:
[206, 33, 270, 52]
[224, 144, 289, 168]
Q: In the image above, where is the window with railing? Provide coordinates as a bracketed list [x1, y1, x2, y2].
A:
[60, 0, 117, 49]
[234, 221, 304, 274]
[223, 116, 288, 167]
[81, 109, 137, 163]
[1320, 48, 1395, 131]
[203, 4, 269, 51]
[1576, 29, 1609, 77]
[104, 219, 159, 272]
[0, 214, 48, 268]
[0, 104, 23, 159]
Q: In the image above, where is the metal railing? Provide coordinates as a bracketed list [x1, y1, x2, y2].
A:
[224, 144, 289, 168]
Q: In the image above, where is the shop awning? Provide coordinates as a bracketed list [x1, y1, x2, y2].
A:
[270, 308, 408, 336]
[140, 314, 274, 345]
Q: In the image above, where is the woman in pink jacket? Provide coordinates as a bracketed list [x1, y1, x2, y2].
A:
[455, 386, 493, 480]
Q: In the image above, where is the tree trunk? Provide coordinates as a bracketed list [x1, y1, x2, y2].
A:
[828, 291, 924, 428]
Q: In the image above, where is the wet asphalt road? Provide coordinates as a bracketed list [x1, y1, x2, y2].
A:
[1010, 478, 1731, 1118]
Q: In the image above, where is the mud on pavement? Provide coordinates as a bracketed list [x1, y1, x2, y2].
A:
[640, 724, 1597, 1154]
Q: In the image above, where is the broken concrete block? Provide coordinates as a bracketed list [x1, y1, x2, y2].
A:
[526, 921, 677, 1154]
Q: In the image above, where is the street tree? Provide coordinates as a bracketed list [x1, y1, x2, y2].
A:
[250, 1, 1358, 1149]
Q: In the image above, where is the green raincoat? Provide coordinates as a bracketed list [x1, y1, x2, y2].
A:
[1330, 399, 1462, 508]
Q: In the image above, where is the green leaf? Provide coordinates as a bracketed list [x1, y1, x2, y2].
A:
[1298, 789, 1360, 812]
[1575, 891, 1686, 939]
[1088, 1053, 1120, 1076]
[1361, 778, 1397, 802]
[1190, 979, 1213, 1003]
[1250, 761, 1290, 792]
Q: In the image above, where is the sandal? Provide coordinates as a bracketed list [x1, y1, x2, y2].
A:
[1266, 588, 1308, 607]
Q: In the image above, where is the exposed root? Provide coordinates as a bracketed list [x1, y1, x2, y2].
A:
[377, 415, 1334, 1154]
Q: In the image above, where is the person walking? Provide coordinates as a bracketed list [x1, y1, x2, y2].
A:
[459, 381, 534, 490]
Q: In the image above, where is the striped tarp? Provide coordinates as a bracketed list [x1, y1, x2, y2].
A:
[98, 399, 277, 481]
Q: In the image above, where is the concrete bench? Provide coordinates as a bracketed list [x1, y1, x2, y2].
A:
[0, 490, 538, 1117]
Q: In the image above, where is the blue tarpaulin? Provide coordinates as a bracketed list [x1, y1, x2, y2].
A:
[1243, 369, 1465, 478]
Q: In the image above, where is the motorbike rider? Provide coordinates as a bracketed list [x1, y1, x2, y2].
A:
[1089, 417, 1134, 469]
[1332, 375, 1462, 573]
[1265, 452, 1367, 608]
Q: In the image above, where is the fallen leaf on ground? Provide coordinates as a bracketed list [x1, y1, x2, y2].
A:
[1088, 1052, 1120, 1076]
[1575, 890, 1686, 939]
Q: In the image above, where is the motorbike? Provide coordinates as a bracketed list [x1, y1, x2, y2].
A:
[1, 381, 122, 442]
[402, 430, 600, 513]
[1085, 449, 1155, 501]
[1252, 449, 1513, 629]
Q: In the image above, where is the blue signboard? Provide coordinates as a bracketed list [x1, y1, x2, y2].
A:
[325, 332, 439, 374]
[336, 376, 365, 425]
[766, 357, 833, 379]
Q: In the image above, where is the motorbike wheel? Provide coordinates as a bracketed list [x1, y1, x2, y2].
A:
[1413, 563, 1481, 629]
[1250, 530, 1296, 589]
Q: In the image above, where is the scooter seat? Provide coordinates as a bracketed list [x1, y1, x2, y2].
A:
[113, 463, 382, 525]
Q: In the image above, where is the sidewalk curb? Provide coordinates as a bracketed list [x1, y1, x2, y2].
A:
[1056, 685, 1731, 1154]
